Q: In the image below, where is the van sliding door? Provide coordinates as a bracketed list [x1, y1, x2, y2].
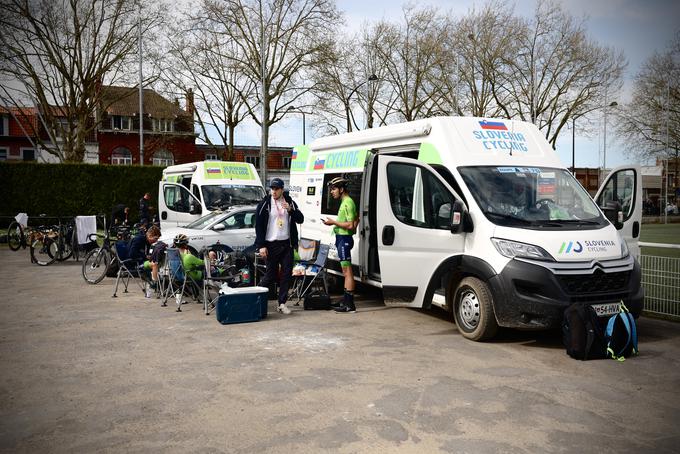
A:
[376, 156, 466, 307]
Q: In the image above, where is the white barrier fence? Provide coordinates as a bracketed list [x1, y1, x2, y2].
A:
[639, 242, 680, 320]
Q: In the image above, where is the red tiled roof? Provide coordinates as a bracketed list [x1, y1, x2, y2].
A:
[101, 85, 187, 118]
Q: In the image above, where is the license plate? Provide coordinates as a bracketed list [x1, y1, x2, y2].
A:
[591, 302, 621, 317]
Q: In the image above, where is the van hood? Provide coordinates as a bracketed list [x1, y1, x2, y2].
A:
[159, 227, 215, 245]
[493, 225, 624, 262]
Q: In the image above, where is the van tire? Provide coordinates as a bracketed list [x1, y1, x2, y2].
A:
[453, 277, 498, 341]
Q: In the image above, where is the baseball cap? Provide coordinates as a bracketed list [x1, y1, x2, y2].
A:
[269, 178, 285, 189]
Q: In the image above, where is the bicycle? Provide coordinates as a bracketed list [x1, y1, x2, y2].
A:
[7, 214, 47, 251]
[7, 221, 27, 251]
[29, 225, 60, 266]
[82, 216, 122, 284]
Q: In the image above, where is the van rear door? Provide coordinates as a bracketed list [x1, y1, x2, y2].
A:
[594, 164, 643, 258]
[375, 155, 467, 307]
[159, 181, 203, 230]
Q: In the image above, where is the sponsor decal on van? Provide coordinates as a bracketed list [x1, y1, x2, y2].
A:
[559, 240, 616, 254]
[473, 120, 528, 152]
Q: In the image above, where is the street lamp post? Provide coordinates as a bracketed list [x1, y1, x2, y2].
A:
[346, 74, 378, 132]
[571, 101, 617, 178]
[287, 106, 306, 144]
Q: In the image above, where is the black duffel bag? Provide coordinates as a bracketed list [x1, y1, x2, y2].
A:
[303, 291, 332, 310]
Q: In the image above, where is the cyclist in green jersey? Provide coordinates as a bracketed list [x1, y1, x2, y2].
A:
[323, 176, 358, 313]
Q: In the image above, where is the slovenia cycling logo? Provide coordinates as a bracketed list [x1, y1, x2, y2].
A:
[558, 241, 583, 254]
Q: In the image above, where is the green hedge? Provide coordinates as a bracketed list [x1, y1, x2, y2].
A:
[0, 162, 163, 224]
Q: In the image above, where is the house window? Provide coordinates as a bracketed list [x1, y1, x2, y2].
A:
[0, 147, 8, 160]
[152, 149, 174, 166]
[111, 115, 131, 130]
[245, 156, 260, 168]
[54, 118, 71, 139]
[282, 156, 292, 169]
[0, 115, 8, 136]
[205, 153, 219, 161]
[21, 148, 35, 161]
[111, 146, 132, 165]
[153, 118, 173, 132]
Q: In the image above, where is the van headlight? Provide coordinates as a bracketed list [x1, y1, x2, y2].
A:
[619, 235, 629, 258]
[491, 238, 555, 261]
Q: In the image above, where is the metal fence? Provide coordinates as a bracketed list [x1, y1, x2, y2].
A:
[639, 242, 680, 320]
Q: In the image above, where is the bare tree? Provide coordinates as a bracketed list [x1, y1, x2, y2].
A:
[616, 31, 680, 191]
[160, 14, 256, 160]
[372, 5, 452, 122]
[200, 0, 340, 181]
[493, 0, 626, 149]
[0, 0, 163, 162]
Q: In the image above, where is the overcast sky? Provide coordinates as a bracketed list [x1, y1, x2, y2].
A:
[238, 0, 680, 170]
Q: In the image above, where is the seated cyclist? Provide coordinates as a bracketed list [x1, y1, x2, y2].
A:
[173, 234, 204, 281]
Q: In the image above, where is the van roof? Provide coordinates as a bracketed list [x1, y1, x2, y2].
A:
[162, 161, 263, 184]
[297, 116, 563, 171]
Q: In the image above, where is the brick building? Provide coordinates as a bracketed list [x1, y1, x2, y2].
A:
[97, 85, 199, 165]
[0, 106, 39, 162]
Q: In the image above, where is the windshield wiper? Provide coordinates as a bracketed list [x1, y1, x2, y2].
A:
[549, 219, 602, 225]
[484, 212, 534, 225]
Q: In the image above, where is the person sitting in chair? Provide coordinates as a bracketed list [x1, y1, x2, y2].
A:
[173, 234, 204, 281]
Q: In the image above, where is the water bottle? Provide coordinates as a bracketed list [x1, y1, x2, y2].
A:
[145, 282, 152, 298]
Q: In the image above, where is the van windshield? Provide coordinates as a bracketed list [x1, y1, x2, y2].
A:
[202, 185, 265, 210]
[458, 166, 606, 228]
[184, 211, 224, 229]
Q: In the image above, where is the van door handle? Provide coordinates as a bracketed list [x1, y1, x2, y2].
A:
[382, 225, 395, 245]
[161, 211, 167, 220]
[632, 221, 640, 238]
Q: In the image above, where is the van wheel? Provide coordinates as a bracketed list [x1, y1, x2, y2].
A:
[453, 277, 498, 341]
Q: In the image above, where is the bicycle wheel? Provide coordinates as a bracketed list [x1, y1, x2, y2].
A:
[82, 248, 111, 284]
[31, 236, 57, 266]
[50, 235, 73, 261]
[7, 221, 23, 251]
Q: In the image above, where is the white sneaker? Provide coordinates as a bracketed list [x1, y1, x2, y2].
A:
[277, 304, 291, 315]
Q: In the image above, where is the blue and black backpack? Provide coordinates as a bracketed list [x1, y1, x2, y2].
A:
[562, 302, 638, 361]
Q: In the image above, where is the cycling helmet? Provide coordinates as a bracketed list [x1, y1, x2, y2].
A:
[174, 233, 189, 247]
[328, 176, 349, 189]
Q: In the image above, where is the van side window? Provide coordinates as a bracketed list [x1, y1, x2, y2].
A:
[386, 163, 455, 230]
[321, 172, 363, 215]
[164, 184, 193, 213]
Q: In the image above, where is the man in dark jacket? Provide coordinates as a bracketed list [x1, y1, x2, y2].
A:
[254, 178, 304, 314]
[139, 192, 151, 227]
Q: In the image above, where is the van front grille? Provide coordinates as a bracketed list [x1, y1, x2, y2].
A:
[557, 271, 631, 295]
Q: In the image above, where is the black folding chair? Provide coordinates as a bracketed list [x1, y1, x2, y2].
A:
[162, 248, 202, 312]
[112, 240, 145, 297]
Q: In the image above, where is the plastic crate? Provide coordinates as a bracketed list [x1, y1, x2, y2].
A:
[216, 287, 269, 324]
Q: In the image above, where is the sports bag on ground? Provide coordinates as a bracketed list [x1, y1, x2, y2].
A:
[303, 291, 332, 310]
[562, 303, 608, 360]
[604, 303, 638, 361]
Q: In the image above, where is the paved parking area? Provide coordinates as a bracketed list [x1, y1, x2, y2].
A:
[0, 249, 679, 453]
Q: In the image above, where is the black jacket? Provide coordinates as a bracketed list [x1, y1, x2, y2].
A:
[254, 193, 304, 249]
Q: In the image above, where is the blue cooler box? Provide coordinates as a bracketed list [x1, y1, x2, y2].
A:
[216, 287, 269, 324]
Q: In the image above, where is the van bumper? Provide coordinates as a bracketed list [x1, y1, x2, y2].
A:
[488, 256, 643, 330]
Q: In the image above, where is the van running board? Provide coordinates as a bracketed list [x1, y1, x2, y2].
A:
[431, 293, 447, 309]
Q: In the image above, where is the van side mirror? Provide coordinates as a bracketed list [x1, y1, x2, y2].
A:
[450, 200, 473, 234]
[602, 201, 623, 230]
[190, 203, 202, 215]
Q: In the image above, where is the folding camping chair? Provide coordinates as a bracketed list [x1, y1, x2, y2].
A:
[288, 243, 329, 305]
[162, 247, 202, 312]
[201, 243, 244, 315]
[112, 240, 146, 297]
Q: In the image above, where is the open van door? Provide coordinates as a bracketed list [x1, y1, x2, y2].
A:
[594, 165, 642, 259]
[158, 181, 203, 230]
[375, 155, 467, 307]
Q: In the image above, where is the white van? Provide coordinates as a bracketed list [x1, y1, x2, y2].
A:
[158, 161, 265, 230]
[288, 116, 644, 341]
